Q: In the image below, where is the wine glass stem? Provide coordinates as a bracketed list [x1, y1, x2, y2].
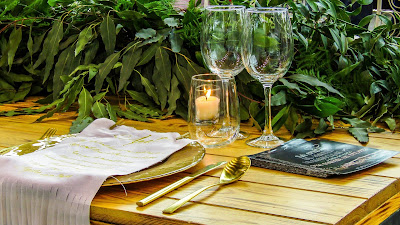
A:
[222, 77, 231, 126]
[263, 84, 273, 136]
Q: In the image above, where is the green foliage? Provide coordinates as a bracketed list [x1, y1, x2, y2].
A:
[0, 0, 398, 143]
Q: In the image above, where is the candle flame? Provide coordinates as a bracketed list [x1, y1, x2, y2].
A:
[205, 89, 211, 100]
[203, 86, 211, 100]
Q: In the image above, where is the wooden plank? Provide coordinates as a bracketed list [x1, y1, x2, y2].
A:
[355, 192, 400, 225]
[157, 176, 365, 224]
[92, 186, 320, 225]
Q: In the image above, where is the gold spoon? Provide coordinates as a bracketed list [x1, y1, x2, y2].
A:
[163, 156, 251, 214]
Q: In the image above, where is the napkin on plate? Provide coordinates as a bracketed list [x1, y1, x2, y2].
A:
[0, 118, 193, 225]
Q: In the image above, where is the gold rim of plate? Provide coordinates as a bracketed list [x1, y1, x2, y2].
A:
[0, 136, 205, 186]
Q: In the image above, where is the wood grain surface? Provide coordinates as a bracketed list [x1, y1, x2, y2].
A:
[1, 97, 399, 225]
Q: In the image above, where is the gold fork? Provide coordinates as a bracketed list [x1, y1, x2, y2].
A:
[39, 128, 57, 139]
[0, 128, 58, 155]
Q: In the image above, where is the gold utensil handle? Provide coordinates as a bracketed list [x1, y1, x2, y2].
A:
[162, 183, 219, 214]
[136, 176, 193, 207]
[136, 161, 226, 207]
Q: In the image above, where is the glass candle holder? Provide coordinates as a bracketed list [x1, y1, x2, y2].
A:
[188, 74, 239, 148]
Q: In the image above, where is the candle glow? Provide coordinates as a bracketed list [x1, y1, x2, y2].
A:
[195, 87, 220, 121]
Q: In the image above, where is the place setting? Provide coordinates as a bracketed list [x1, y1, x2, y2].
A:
[0, 1, 399, 225]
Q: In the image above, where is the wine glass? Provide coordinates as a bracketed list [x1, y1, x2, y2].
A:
[242, 7, 294, 148]
[201, 5, 249, 140]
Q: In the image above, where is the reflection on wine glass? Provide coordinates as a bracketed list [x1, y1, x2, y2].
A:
[242, 7, 294, 148]
[201, 5, 249, 140]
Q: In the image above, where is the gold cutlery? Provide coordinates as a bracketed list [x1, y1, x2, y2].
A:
[162, 156, 251, 214]
[136, 161, 227, 207]
[0, 128, 58, 155]
[39, 128, 57, 139]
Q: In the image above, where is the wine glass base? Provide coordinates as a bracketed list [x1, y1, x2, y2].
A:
[245, 134, 284, 149]
[236, 131, 250, 140]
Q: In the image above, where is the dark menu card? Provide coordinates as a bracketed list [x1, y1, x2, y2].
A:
[248, 139, 398, 178]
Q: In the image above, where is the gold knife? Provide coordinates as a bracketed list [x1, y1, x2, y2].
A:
[136, 161, 227, 207]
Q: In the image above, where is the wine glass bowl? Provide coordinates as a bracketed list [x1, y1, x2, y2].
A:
[242, 7, 294, 148]
[201, 5, 245, 77]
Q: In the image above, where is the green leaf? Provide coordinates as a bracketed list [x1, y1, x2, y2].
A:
[59, 34, 78, 50]
[84, 40, 99, 65]
[27, 27, 33, 61]
[153, 69, 168, 110]
[348, 127, 369, 143]
[367, 126, 385, 133]
[296, 31, 308, 50]
[117, 110, 148, 122]
[155, 47, 171, 91]
[53, 46, 81, 99]
[372, 104, 388, 126]
[306, 0, 319, 11]
[284, 106, 298, 134]
[334, 61, 360, 78]
[92, 101, 108, 119]
[288, 74, 344, 97]
[136, 28, 156, 39]
[93, 92, 107, 102]
[296, 130, 315, 139]
[106, 102, 117, 122]
[240, 104, 250, 121]
[359, 14, 374, 27]
[342, 117, 371, 128]
[271, 90, 286, 106]
[169, 30, 183, 53]
[309, 97, 343, 118]
[100, 15, 116, 55]
[7, 27, 22, 71]
[70, 117, 94, 134]
[140, 74, 160, 105]
[295, 119, 312, 133]
[357, 0, 373, 5]
[0, 78, 16, 102]
[279, 78, 307, 95]
[75, 26, 93, 56]
[314, 118, 329, 134]
[383, 117, 396, 131]
[129, 104, 160, 117]
[321, 0, 337, 19]
[32, 32, 46, 54]
[95, 52, 120, 93]
[77, 87, 93, 120]
[164, 18, 179, 27]
[166, 75, 180, 116]
[174, 63, 191, 94]
[136, 44, 159, 67]
[88, 65, 98, 82]
[63, 76, 84, 110]
[272, 106, 289, 132]
[118, 48, 142, 92]
[126, 90, 154, 106]
[33, 20, 64, 83]
[12, 82, 31, 102]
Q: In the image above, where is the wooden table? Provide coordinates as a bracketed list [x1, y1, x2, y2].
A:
[1, 98, 400, 225]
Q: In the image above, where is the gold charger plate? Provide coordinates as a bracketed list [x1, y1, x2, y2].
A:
[0, 135, 205, 186]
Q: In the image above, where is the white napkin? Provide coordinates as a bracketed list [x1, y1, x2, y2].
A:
[0, 118, 193, 225]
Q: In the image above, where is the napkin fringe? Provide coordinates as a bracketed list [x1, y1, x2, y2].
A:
[0, 178, 89, 225]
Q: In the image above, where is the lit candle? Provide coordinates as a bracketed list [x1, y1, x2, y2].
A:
[195, 88, 220, 120]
